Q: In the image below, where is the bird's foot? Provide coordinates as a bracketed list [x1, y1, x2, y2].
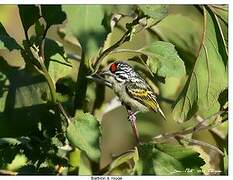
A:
[127, 110, 138, 122]
[128, 113, 136, 122]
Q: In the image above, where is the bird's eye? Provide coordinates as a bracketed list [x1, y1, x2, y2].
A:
[110, 63, 117, 73]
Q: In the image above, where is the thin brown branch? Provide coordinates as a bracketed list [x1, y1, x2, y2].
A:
[176, 134, 224, 156]
[152, 112, 225, 156]
[92, 30, 131, 73]
[126, 109, 140, 144]
[58, 102, 71, 125]
[130, 118, 140, 144]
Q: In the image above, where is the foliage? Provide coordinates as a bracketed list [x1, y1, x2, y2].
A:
[0, 5, 228, 175]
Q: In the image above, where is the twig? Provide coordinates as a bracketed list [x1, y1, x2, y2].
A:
[175, 134, 224, 156]
[152, 112, 225, 156]
[130, 117, 140, 144]
[38, 25, 49, 60]
[153, 112, 224, 142]
[32, 26, 71, 122]
[92, 30, 131, 73]
[58, 102, 71, 125]
[127, 109, 140, 144]
[32, 45, 57, 104]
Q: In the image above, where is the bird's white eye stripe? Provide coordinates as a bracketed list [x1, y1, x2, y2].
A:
[115, 71, 128, 81]
[119, 74, 128, 79]
[115, 76, 125, 82]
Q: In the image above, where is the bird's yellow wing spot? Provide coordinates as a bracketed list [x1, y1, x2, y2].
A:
[126, 85, 159, 112]
[129, 89, 148, 97]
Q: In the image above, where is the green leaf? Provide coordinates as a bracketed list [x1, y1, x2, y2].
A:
[57, 27, 81, 50]
[79, 151, 92, 175]
[135, 143, 204, 175]
[48, 54, 72, 82]
[62, 5, 106, 59]
[45, 39, 66, 60]
[66, 111, 101, 162]
[43, 38, 72, 83]
[18, 5, 40, 32]
[191, 145, 219, 175]
[101, 5, 135, 33]
[0, 23, 21, 50]
[0, 59, 60, 137]
[69, 148, 81, 168]
[138, 5, 169, 23]
[152, 14, 202, 73]
[41, 5, 66, 27]
[35, 20, 45, 37]
[14, 79, 50, 109]
[103, 5, 135, 16]
[0, 137, 30, 146]
[209, 5, 228, 44]
[7, 154, 27, 171]
[140, 41, 186, 78]
[108, 150, 136, 173]
[173, 7, 228, 122]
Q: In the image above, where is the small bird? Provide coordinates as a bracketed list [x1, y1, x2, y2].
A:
[89, 61, 166, 121]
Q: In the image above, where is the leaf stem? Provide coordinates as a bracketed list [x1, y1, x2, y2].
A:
[92, 30, 131, 73]
[42, 63, 57, 103]
[110, 48, 142, 54]
[58, 102, 71, 124]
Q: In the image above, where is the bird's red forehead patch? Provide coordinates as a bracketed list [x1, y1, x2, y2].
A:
[110, 63, 117, 73]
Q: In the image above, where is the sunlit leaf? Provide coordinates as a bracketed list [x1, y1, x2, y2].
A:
[191, 145, 218, 175]
[108, 150, 136, 173]
[140, 41, 186, 78]
[138, 5, 168, 23]
[43, 39, 71, 83]
[62, 5, 106, 59]
[66, 111, 101, 162]
[0, 137, 30, 146]
[79, 151, 92, 175]
[152, 14, 202, 73]
[173, 7, 228, 122]
[208, 5, 228, 44]
[135, 143, 204, 175]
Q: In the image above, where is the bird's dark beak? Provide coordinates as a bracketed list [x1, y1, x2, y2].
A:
[86, 71, 112, 88]
[98, 70, 112, 76]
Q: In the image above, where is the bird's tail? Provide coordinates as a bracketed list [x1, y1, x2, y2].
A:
[158, 106, 167, 120]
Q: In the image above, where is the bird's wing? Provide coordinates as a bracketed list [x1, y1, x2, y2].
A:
[126, 79, 158, 111]
[125, 79, 166, 120]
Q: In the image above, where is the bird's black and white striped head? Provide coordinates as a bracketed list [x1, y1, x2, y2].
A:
[106, 61, 138, 83]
